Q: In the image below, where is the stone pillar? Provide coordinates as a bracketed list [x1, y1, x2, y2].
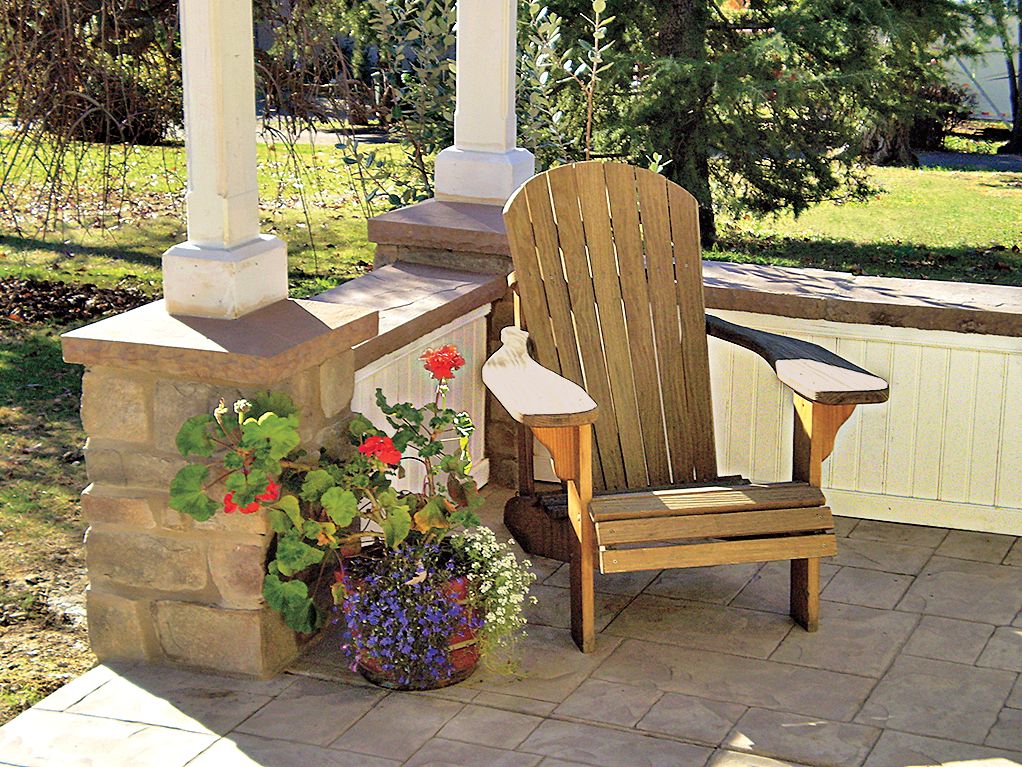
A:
[63, 299, 377, 676]
[162, 0, 288, 319]
[433, 0, 535, 204]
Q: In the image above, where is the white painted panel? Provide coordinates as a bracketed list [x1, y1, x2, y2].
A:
[969, 352, 1006, 506]
[855, 341, 894, 495]
[353, 306, 491, 494]
[938, 349, 980, 503]
[707, 309, 1022, 534]
[883, 344, 922, 497]
[996, 354, 1022, 508]
[910, 345, 949, 500]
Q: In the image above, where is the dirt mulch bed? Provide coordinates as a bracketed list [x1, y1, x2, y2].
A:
[0, 278, 154, 325]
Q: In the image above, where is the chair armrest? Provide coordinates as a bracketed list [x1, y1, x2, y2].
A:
[706, 314, 889, 405]
[483, 327, 599, 427]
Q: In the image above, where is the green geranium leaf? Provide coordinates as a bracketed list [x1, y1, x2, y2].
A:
[263, 573, 320, 633]
[300, 469, 335, 502]
[347, 413, 376, 441]
[175, 414, 215, 457]
[382, 506, 412, 549]
[223, 451, 244, 469]
[321, 487, 358, 527]
[275, 532, 325, 577]
[241, 412, 301, 460]
[274, 495, 303, 529]
[268, 508, 292, 533]
[249, 391, 298, 420]
[168, 464, 217, 521]
[450, 509, 481, 529]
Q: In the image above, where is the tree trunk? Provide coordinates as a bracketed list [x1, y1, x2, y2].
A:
[997, 4, 1022, 154]
[649, 0, 717, 245]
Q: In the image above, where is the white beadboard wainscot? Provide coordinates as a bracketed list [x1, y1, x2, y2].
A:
[352, 305, 491, 494]
[708, 309, 1022, 535]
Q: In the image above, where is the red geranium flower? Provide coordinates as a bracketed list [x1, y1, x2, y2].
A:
[255, 479, 281, 503]
[358, 435, 402, 466]
[223, 492, 239, 514]
[419, 345, 465, 382]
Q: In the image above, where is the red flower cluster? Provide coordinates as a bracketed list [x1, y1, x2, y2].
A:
[223, 480, 280, 514]
[223, 492, 258, 515]
[256, 480, 281, 503]
[359, 435, 402, 466]
[419, 345, 465, 382]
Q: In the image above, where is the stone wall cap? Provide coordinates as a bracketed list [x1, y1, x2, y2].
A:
[368, 198, 1022, 337]
[704, 261, 1022, 336]
[312, 262, 506, 368]
[62, 298, 379, 382]
[367, 198, 509, 257]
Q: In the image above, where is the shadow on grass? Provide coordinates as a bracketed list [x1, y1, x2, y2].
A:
[0, 322, 82, 422]
[709, 235, 1022, 287]
[0, 234, 162, 269]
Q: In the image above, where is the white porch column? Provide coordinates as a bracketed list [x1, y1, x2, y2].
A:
[433, 0, 535, 205]
[162, 0, 288, 319]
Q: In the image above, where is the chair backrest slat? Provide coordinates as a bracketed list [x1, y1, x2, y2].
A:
[575, 163, 649, 489]
[504, 161, 717, 491]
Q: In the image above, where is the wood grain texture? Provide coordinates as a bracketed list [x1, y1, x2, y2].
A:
[548, 166, 625, 490]
[599, 533, 837, 574]
[596, 506, 833, 546]
[590, 481, 825, 521]
[792, 396, 856, 488]
[605, 163, 671, 485]
[790, 557, 821, 631]
[501, 160, 722, 490]
[707, 314, 889, 405]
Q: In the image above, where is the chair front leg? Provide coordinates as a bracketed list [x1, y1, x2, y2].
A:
[791, 395, 856, 632]
[532, 424, 596, 652]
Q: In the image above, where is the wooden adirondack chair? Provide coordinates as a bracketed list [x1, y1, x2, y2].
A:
[482, 161, 889, 653]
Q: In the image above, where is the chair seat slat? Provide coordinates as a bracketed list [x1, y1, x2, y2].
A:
[590, 481, 825, 521]
[599, 533, 837, 574]
[596, 506, 833, 546]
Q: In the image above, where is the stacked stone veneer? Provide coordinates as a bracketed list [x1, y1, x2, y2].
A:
[64, 298, 375, 676]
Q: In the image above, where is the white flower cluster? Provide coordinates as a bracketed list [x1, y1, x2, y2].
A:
[454, 526, 537, 651]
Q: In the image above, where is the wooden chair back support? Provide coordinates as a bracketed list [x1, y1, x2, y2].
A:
[503, 161, 717, 492]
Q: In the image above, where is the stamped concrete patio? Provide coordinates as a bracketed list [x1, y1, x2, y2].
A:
[1, 489, 1021, 767]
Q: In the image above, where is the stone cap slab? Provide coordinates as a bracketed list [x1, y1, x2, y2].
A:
[312, 262, 507, 368]
[367, 199, 509, 256]
[62, 299, 378, 383]
[703, 261, 1022, 337]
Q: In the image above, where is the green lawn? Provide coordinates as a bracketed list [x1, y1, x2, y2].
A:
[0, 139, 378, 297]
[714, 166, 1022, 284]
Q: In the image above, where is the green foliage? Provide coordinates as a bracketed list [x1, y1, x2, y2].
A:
[168, 465, 217, 522]
[300, 470, 336, 502]
[263, 574, 320, 634]
[175, 414, 216, 457]
[322, 488, 359, 527]
[275, 533, 326, 577]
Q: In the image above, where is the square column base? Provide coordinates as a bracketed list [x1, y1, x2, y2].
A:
[434, 147, 536, 206]
[163, 234, 288, 319]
